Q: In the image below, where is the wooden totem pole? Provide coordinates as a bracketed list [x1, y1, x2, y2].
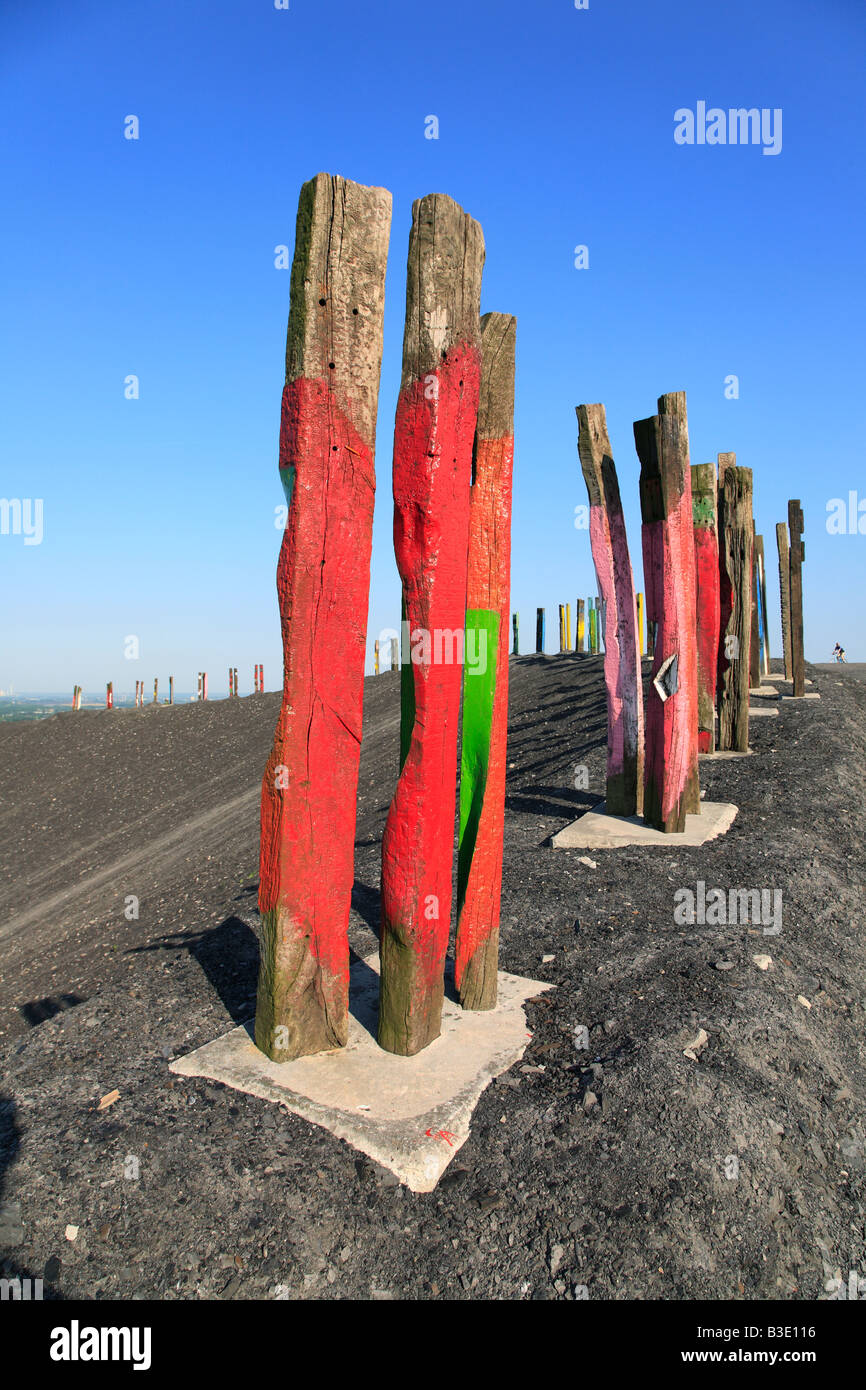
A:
[456, 311, 515, 1011]
[776, 522, 793, 679]
[379, 194, 484, 1056]
[635, 391, 699, 832]
[716, 455, 753, 752]
[691, 463, 720, 754]
[788, 500, 805, 697]
[255, 173, 392, 1062]
[577, 403, 644, 816]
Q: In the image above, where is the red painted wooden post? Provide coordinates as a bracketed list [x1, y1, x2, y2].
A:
[254, 174, 392, 1062]
[578, 402, 644, 816]
[106, 681, 113, 710]
[635, 391, 700, 832]
[691, 463, 720, 754]
[455, 311, 515, 1011]
[716, 456, 753, 752]
[379, 193, 484, 1056]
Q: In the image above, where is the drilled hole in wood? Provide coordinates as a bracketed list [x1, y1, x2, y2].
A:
[328, 362, 335, 369]
[318, 298, 326, 306]
[352, 308, 359, 315]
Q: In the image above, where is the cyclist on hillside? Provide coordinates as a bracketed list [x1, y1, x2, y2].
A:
[833, 642, 848, 663]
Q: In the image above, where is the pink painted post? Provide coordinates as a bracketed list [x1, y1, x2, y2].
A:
[577, 403, 644, 816]
[635, 391, 700, 832]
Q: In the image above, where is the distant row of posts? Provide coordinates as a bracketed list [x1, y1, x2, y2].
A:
[507, 596, 647, 656]
[71, 667, 266, 709]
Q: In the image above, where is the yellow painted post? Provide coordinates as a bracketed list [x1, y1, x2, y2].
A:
[636, 592, 645, 656]
[576, 599, 585, 652]
[374, 639, 380, 676]
[566, 602, 572, 651]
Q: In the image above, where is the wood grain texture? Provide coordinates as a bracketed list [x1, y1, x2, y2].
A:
[716, 458, 753, 753]
[788, 500, 805, 697]
[691, 463, 719, 755]
[255, 173, 391, 1062]
[456, 311, 515, 1011]
[379, 193, 484, 1056]
[635, 391, 699, 832]
[578, 403, 644, 816]
[776, 522, 793, 679]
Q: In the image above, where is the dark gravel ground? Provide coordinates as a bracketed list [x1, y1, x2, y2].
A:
[0, 657, 864, 1301]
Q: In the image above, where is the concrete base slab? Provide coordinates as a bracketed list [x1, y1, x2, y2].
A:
[749, 707, 779, 717]
[764, 676, 813, 685]
[170, 954, 550, 1193]
[781, 692, 821, 701]
[749, 687, 781, 698]
[551, 799, 738, 849]
[700, 749, 754, 759]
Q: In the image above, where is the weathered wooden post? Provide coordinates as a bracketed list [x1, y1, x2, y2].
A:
[379, 194, 483, 1054]
[691, 462, 720, 754]
[390, 638, 399, 671]
[558, 604, 565, 653]
[196, 673, 202, 701]
[202, 672, 208, 701]
[636, 592, 645, 656]
[776, 522, 793, 679]
[576, 598, 585, 652]
[577, 402, 644, 815]
[512, 613, 519, 655]
[756, 535, 770, 677]
[716, 455, 753, 752]
[106, 681, 113, 710]
[374, 639, 380, 676]
[749, 523, 761, 687]
[168, 676, 174, 705]
[635, 391, 700, 831]
[536, 607, 545, 653]
[588, 600, 597, 654]
[255, 174, 391, 1062]
[788, 500, 805, 697]
[456, 310, 515, 1011]
[233, 667, 238, 698]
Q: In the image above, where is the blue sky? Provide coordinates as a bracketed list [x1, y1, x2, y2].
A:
[1, 0, 864, 694]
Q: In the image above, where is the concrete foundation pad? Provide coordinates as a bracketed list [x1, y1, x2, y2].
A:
[170, 954, 550, 1193]
[749, 686, 781, 697]
[700, 749, 754, 759]
[748, 707, 779, 717]
[781, 692, 821, 700]
[551, 799, 738, 850]
[764, 677, 813, 686]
